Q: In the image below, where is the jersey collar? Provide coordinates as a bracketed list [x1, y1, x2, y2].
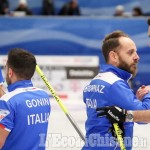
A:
[101, 64, 132, 82]
[7, 80, 33, 92]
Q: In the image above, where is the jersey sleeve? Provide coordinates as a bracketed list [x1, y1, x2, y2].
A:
[107, 80, 150, 110]
[0, 99, 15, 132]
[0, 67, 4, 85]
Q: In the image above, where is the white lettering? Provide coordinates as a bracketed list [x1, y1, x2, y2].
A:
[26, 100, 32, 108]
[108, 110, 119, 121]
[86, 98, 97, 109]
[30, 114, 35, 124]
[27, 115, 30, 125]
[32, 99, 38, 107]
[27, 113, 50, 125]
[84, 85, 105, 93]
[26, 98, 50, 108]
[35, 114, 41, 124]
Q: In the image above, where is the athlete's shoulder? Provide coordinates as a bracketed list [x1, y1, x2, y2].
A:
[0, 87, 49, 102]
[0, 88, 24, 102]
[93, 72, 123, 85]
[34, 87, 49, 96]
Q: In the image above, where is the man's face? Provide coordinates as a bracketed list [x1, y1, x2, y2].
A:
[116, 37, 139, 77]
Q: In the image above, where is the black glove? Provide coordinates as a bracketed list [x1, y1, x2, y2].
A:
[96, 106, 127, 124]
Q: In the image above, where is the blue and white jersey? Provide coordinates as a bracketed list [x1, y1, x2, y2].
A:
[82, 64, 150, 150]
[0, 67, 4, 85]
[0, 80, 51, 150]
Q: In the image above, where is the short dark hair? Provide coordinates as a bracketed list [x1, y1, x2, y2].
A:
[102, 30, 129, 62]
[7, 48, 36, 80]
[147, 18, 150, 25]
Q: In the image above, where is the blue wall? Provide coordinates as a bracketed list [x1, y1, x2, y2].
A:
[0, 17, 149, 90]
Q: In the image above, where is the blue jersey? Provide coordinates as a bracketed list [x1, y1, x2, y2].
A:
[0, 67, 4, 84]
[82, 64, 150, 150]
[0, 80, 51, 150]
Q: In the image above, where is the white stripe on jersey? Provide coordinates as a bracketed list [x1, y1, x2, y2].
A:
[0, 87, 46, 102]
[93, 72, 123, 85]
[0, 124, 11, 132]
[5, 127, 11, 132]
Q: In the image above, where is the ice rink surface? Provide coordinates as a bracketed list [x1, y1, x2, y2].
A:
[46, 99, 150, 150]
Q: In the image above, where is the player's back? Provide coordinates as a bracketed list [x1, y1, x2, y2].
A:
[82, 71, 133, 150]
[0, 86, 51, 150]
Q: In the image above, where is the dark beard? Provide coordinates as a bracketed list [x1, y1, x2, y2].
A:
[118, 59, 137, 77]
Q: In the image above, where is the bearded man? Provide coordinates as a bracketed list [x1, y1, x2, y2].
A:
[82, 30, 150, 150]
